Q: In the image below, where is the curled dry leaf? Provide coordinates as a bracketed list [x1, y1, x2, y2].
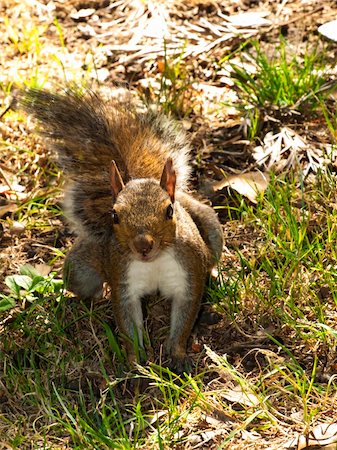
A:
[241, 429, 262, 441]
[284, 423, 337, 449]
[213, 171, 269, 203]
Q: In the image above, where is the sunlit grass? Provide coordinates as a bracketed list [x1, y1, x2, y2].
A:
[2, 170, 337, 448]
[227, 38, 337, 140]
[2, 6, 337, 449]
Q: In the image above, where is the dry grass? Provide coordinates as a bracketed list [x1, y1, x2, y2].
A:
[1, 1, 337, 449]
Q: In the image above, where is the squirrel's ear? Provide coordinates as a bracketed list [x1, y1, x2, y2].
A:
[160, 158, 176, 203]
[110, 160, 125, 200]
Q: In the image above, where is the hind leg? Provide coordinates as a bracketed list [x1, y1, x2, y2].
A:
[64, 238, 105, 299]
[177, 193, 223, 262]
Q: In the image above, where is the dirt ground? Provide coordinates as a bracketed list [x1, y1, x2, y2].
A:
[1, 0, 336, 282]
[1, 0, 337, 449]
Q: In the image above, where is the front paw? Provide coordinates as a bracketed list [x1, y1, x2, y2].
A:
[164, 341, 194, 373]
[168, 354, 194, 374]
[126, 346, 147, 367]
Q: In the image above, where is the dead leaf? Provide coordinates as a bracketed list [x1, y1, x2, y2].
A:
[157, 57, 165, 73]
[10, 182, 25, 193]
[241, 429, 262, 441]
[221, 384, 260, 407]
[0, 202, 17, 218]
[285, 423, 337, 449]
[225, 12, 271, 27]
[191, 342, 202, 353]
[90, 67, 110, 82]
[202, 411, 235, 426]
[213, 171, 269, 203]
[148, 410, 166, 426]
[34, 264, 52, 277]
[0, 185, 10, 194]
[77, 24, 97, 38]
[70, 8, 96, 20]
[252, 127, 336, 175]
[9, 221, 25, 235]
[318, 20, 337, 42]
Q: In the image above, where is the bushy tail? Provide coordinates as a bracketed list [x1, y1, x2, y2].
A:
[18, 88, 191, 185]
[18, 87, 191, 240]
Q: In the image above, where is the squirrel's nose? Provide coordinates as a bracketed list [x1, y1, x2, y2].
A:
[133, 234, 154, 257]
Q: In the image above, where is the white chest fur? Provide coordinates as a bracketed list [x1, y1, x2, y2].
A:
[126, 248, 188, 301]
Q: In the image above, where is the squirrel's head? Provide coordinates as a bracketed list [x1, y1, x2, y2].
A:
[110, 159, 177, 262]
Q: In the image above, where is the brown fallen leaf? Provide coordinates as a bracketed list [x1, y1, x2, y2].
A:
[0, 202, 18, 218]
[213, 171, 270, 203]
[191, 342, 202, 353]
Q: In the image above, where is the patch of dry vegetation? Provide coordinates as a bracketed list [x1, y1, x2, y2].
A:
[1, 0, 337, 449]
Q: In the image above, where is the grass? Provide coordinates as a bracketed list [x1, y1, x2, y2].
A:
[227, 37, 337, 140]
[145, 41, 193, 117]
[224, 172, 337, 313]
[2, 171, 337, 448]
[1, 6, 337, 450]
[230, 38, 327, 108]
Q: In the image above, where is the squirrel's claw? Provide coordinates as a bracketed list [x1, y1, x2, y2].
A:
[167, 355, 194, 374]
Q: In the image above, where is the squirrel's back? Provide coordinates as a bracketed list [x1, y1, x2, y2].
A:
[18, 87, 192, 240]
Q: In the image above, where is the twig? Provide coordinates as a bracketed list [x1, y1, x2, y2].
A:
[268, 5, 324, 31]
[0, 166, 13, 191]
[0, 103, 12, 119]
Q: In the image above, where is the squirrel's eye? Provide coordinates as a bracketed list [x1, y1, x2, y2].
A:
[112, 210, 119, 224]
[166, 204, 174, 220]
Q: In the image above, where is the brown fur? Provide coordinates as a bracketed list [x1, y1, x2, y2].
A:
[18, 87, 223, 372]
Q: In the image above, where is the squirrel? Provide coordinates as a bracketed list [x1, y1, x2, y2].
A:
[18, 87, 223, 372]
